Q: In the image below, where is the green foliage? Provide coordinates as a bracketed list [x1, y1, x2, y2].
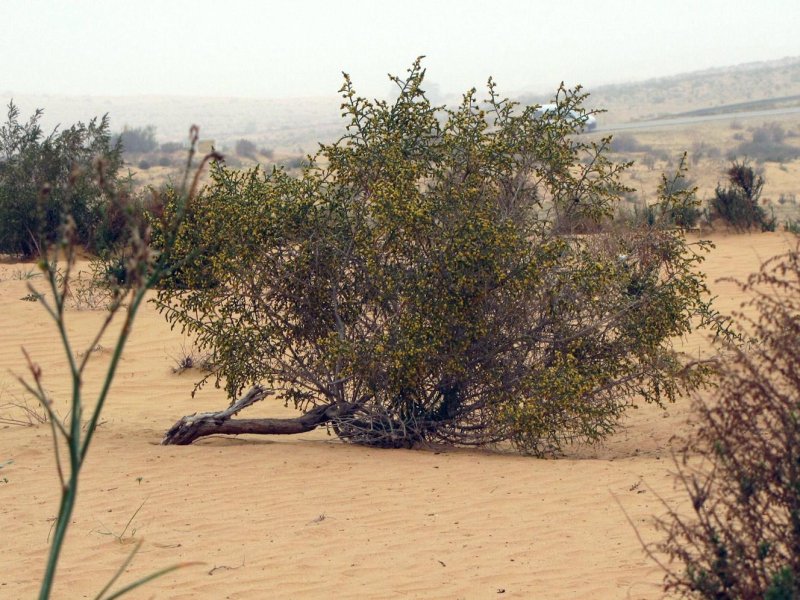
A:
[0, 101, 123, 256]
[712, 160, 776, 231]
[655, 154, 702, 228]
[766, 567, 796, 600]
[156, 59, 723, 455]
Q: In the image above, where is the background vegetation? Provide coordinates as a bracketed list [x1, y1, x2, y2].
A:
[0, 101, 124, 256]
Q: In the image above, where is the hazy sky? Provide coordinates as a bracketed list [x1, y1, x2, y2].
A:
[2, 0, 798, 100]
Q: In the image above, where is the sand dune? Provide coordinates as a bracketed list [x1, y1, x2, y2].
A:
[0, 231, 795, 599]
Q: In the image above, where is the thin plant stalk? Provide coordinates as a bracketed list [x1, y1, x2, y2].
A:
[19, 128, 216, 599]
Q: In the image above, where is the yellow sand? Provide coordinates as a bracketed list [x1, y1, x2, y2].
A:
[0, 231, 795, 599]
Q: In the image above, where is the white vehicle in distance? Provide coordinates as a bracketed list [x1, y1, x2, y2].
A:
[534, 103, 597, 131]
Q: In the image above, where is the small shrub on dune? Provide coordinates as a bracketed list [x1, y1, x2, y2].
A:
[713, 160, 776, 231]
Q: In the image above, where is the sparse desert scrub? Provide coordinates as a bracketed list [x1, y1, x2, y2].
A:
[170, 341, 215, 374]
[235, 138, 258, 159]
[732, 122, 800, 163]
[610, 133, 654, 154]
[650, 243, 800, 598]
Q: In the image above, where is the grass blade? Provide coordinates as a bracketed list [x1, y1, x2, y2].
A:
[99, 562, 202, 600]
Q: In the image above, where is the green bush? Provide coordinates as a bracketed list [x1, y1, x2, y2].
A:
[0, 101, 123, 256]
[712, 160, 776, 231]
[657, 155, 702, 228]
[156, 59, 726, 455]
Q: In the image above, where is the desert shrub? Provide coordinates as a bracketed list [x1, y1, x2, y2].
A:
[617, 158, 700, 230]
[753, 122, 786, 144]
[610, 133, 654, 154]
[657, 155, 702, 228]
[260, 147, 275, 160]
[713, 160, 776, 231]
[170, 342, 215, 374]
[690, 142, 722, 166]
[235, 138, 258, 158]
[734, 123, 800, 163]
[654, 244, 800, 599]
[91, 192, 146, 259]
[114, 125, 157, 154]
[280, 155, 309, 170]
[0, 101, 123, 256]
[641, 154, 657, 170]
[156, 59, 726, 455]
[160, 141, 184, 153]
[137, 159, 151, 170]
[615, 200, 658, 229]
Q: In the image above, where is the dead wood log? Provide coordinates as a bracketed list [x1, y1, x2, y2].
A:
[161, 385, 357, 445]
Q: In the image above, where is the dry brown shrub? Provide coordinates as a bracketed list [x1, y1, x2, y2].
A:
[653, 242, 800, 598]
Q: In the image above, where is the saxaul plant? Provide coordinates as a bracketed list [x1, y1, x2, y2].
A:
[15, 125, 218, 600]
[158, 59, 729, 454]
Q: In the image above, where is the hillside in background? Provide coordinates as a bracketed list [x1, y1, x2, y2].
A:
[3, 56, 800, 154]
[3, 56, 800, 227]
[0, 93, 344, 155]
[583, 56, 800, 122]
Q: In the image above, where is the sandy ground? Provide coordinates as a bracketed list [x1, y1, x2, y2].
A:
[0, 231, 795, 599]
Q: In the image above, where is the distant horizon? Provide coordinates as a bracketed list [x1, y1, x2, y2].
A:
[3, 54, 799, 103]
[3, 0, 799, 101]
